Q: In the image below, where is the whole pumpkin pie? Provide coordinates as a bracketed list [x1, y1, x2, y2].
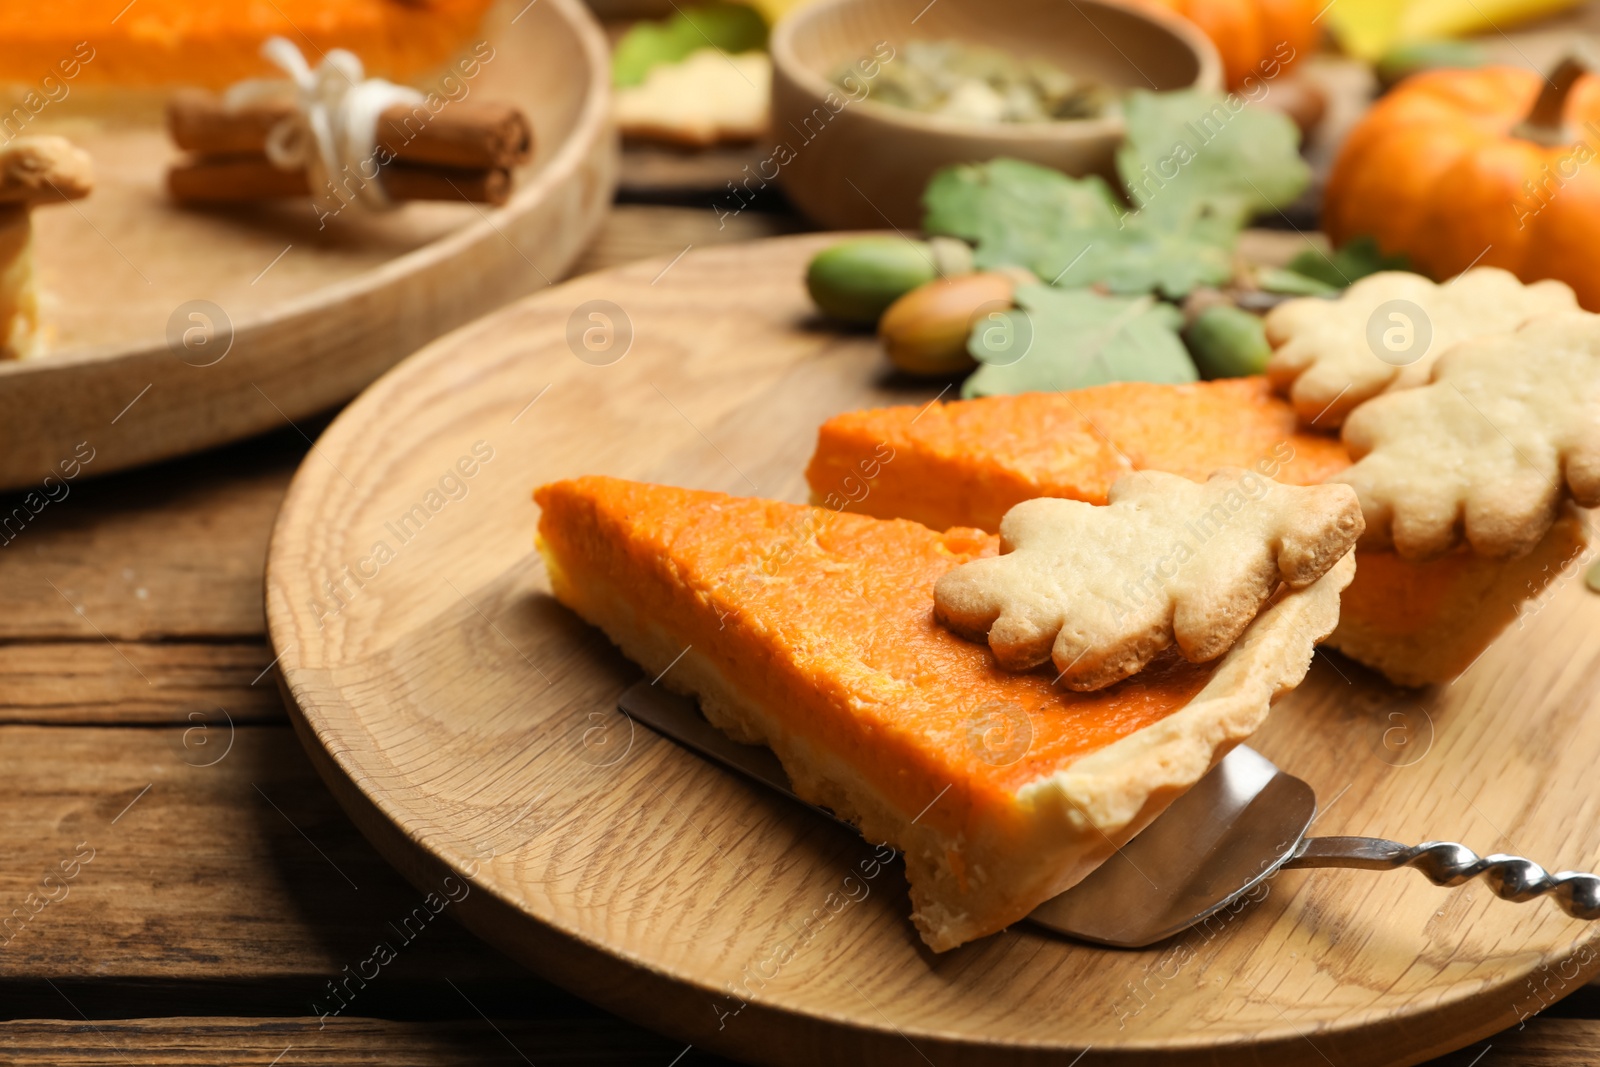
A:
[805, 377, 1588, 686]
[535, 475, 1351, 950]
[0, 0, 494, 89]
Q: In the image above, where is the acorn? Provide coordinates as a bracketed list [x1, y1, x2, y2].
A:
[1184, 304, 1272, 379]
[879, 272, 1018, 376]
[805, 236, 974, 324]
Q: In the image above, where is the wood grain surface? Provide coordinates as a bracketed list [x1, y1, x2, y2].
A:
[263, 232, 1600, 1066]
[0, 0, 616, 493]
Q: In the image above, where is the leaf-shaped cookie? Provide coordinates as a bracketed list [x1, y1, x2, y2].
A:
[1335, 312, 1600, 560]
[933, 470, 1364, 690]
[1264, 268, 1580, 427]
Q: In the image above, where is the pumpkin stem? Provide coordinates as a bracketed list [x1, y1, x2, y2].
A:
[1514, 56, 1588, 147]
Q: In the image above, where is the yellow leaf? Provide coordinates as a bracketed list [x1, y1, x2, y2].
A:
[1327, 0, 1584, 61]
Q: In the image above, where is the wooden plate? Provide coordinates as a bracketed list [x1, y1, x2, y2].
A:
[265, 234, 1600, 1067]
[0, 0, 614, 492]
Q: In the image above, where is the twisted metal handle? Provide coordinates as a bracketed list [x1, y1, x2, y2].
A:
[1285, 837, 1600, 920]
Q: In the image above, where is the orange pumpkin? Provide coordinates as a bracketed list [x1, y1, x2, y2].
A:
[1144, 0, 1320, 89]
[1324, 61, 1600, 311]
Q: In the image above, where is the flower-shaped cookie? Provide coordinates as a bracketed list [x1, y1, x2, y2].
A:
[1264, 268, 1580, 427]
[1335, 312, 1600, 560]
[934, 470, 1364, 690]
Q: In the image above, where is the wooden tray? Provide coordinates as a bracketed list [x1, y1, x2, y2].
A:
[0, 0, 614, 492]
[265, 234, 1600, 1067]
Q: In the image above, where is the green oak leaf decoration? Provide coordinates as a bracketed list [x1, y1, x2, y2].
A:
[921, 86, 1312, 395]
[961, 284, 1197, 399]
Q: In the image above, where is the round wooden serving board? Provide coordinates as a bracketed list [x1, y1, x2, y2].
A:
[266, 234, 1600, 1067]
[0, 0, 614, 492]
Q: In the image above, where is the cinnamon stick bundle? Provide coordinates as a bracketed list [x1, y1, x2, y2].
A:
[167, 90, 533, 171]
[167, 155, 511, 206]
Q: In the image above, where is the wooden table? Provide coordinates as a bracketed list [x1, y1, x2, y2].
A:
[2, 129, 1598, 1064]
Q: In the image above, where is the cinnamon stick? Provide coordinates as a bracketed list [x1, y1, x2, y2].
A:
[167, 90, 534, 171]
[166, 154, 511, 206]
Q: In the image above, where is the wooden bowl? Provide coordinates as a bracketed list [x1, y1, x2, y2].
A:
[769, 0, 1222, 229]
[0, 0, 615, 493]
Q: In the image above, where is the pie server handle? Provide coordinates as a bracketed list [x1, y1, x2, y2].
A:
[1285, 836, 1600, 919]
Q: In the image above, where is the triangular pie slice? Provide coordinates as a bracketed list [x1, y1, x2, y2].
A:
[535, 475, 1351, 951]
[805, 377, 1588, 687]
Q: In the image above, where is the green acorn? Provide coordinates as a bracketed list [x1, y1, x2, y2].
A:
[805, 236, 973, 325]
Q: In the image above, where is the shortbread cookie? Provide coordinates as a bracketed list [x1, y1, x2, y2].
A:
[934, 469, 1364, 690]
[614, 49, 769, 147]
[1264, 268, 1579, 427]
[0, 137, 93, 360]
[1335, 312, 1600, 560]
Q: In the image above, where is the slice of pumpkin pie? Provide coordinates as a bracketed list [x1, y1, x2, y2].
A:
[806, 378, 1588, 687]
[535, 475, 1351, 951]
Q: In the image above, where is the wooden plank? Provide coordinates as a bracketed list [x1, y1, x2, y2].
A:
[569, 203, 807, 279]
[0, 1016, 738, 1066]
[17, 1013, 1593, 1067]
[0, 724, 521, 982]
[0, 426, 302, 642]
[0, 642, 283, 724]
[0, 203, 795, 644]
[618, 142, 790, 203]
[1421, 1018, 1600, 1065]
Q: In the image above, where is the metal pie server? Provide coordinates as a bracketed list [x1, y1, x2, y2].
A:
[619, 682, 1600, 948]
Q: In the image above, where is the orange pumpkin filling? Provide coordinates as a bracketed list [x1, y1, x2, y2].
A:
[0, 0, 495, 89]
[535, 476, 1214, 827]
[806, 377, 1351, 533]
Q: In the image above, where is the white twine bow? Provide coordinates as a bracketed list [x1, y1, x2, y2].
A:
[225, 36, 424, 211]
